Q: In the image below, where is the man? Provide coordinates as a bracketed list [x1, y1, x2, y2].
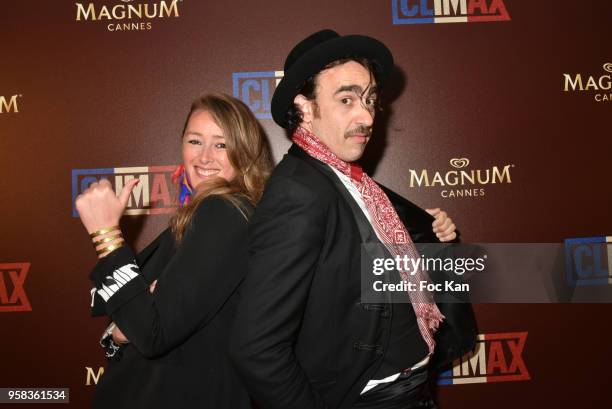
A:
[230, 30, 477, 409]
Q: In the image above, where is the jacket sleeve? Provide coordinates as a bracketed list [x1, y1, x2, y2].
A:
[89, 231, 166, 317]
[88, 195, 249, 357]
[229, 176, 330, 409]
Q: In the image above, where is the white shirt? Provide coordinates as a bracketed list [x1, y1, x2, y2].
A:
[328, 166, 381, 239]
[327, 166, 430, 395]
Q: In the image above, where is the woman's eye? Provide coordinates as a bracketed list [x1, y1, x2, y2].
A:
[188, 139, 202, 145]
[215, 143, 227, 149]
[366, 98, 376, 106]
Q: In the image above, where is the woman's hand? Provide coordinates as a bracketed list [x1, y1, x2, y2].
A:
[425, 208, 457, 242]
[149, 279, 157, 293]
[109, 280, 157, 345]
[75, 178, 140, 234]
[111, 325, 129, 344]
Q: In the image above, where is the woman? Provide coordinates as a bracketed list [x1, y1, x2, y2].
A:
[76, 93, 273, 408]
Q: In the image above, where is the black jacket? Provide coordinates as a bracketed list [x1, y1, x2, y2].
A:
[230, 145, 477, 409]
[89, 196, 252, 409]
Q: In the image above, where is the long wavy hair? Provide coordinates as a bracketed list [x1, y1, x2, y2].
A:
[170, 93, 274, 242]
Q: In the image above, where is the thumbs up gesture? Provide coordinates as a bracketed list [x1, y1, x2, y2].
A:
[75, 178, 140, 234]
[425, 208, 457, 242]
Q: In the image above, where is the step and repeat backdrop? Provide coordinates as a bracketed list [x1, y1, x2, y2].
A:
[1, 0, 611, 407]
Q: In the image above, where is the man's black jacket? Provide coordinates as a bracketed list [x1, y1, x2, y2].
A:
[230, 145, 477, 409]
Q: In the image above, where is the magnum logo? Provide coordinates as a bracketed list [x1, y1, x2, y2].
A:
[409, 157, 514, 198]
[0, 263, 32, 312]
[563, 63, 612, 102]
[75, 0, 181, 32]
[85, 367, 105, 385]
[71, 166, 179, 217]
[0, 94, 21, 114]
[438, 332, 530, 384]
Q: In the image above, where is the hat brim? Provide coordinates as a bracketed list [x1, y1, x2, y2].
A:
[271, 35, 394, 129]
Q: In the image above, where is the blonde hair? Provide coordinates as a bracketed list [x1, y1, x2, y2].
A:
[170, 93, 273, 242]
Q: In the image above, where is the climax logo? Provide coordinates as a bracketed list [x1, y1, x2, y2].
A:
[564, 236, 612, 286]
[563, 63, 612, 102]
[75, 0, 181, 32]
[409, 157, 514, 198]
[438, 332, 530, 385]
[0, 263, 32, 312]
[0, 94, 22, 114]
[232, 71, 284, 119]
[392, 0, 510, 25]
[71, 166, 178, 217]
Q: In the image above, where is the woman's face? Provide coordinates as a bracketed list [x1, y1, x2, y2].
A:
[182, 109, 237, 188]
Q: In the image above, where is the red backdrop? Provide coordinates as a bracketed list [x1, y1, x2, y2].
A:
[1, 0, 611, 407]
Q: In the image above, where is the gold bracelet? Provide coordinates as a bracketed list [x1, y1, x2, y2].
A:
[89, 225, 120, 239]
[98, 241, 125, 256]
[96, 239, 125, 256]
[93, 233, 123, 246]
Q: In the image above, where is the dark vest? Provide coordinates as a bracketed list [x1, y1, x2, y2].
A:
[324, 167, 429, 379]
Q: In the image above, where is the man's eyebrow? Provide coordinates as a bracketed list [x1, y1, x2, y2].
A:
[334, 85, 364, 95]
[334, 84, 379, 97]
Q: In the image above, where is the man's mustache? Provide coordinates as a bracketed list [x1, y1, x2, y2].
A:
[345, 127, 372, 138]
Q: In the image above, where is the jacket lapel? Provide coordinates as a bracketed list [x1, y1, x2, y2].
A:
[288, 145, 396, 275]
[288, 145, 380, 244]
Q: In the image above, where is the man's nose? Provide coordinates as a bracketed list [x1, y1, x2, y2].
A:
[357, 101, 374, 127]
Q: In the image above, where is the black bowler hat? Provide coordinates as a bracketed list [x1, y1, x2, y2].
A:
[271, 29, 394, 129]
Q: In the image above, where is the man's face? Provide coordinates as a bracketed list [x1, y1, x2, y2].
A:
[296, 61, 377, 162]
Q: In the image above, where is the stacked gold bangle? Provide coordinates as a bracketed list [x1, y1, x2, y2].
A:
[90, 226, 125, 257]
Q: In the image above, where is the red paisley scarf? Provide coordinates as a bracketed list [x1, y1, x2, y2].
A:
[292, 126, 444, 354]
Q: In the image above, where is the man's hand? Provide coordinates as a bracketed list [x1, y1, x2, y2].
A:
[75, 178, 140, 234]
[426, 208, 457, 242]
